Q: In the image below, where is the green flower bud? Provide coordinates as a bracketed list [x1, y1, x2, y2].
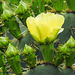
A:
[2, 9, 14, 20]
[66, 36, 75, 48]
[58, 44, 70, 54]
[15, 1, 28, 14]
[5, 43, 19, 57]
[0, 67, 2, 72]
[23, 44, 34, 55]
[0, 37, 9, 48]
[2, 1, 9, 10]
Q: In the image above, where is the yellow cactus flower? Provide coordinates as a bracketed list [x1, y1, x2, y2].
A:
[26, 12, 65, 44]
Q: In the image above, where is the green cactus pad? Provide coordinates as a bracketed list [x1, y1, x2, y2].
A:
[31, 0, 40, 16]
[5, 43, 19, 57]
[51, 0, 63, 11]
[0, 1, 3, 17]
[0, 51, 5, 67]
[7, 55, 22, 75]
[53, 51, 64, 67]
[0, 37, 9, 48]
[4, 16, 22, 39]
[65, 50, 75, 67]
[24, 52, 36, 68]
[23, 44, 36, 68]
[0, 25, 7, 36]
[66, 0, 75, 11]
[40, 43, 54, 63]
[0, 51, 7, 75]
[37, 0, 45, 13]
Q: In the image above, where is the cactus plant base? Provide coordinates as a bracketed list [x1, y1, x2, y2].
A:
[23, 64, 75, 75]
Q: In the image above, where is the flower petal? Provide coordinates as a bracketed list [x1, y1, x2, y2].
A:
[47, 28, 60, 42]
[26, 16, 41, 41]
[35, 13, 50, 40]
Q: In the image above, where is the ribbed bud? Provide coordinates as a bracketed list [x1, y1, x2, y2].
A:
[5, 43, 19, 57]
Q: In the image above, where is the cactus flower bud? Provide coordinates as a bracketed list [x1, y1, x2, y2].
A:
[0, 37, 9, 48]
[58, 44, 70, 54]
[0, 67, 3, 75]
[65, 36, 75, 48]
[2, 9, 14, 20]
[2, 1, 9, 10]
[5, 43, 18, 57]
[23, 44, 34, 55]
[15, 1, 28, 14]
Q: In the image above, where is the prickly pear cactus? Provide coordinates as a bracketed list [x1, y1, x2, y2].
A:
[0, 0, 75, 75]
[66, 0, 75, 11]
[51, 0, 63, 11]
[23, 44, 36, 68]
[5, 43, 22, 75]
